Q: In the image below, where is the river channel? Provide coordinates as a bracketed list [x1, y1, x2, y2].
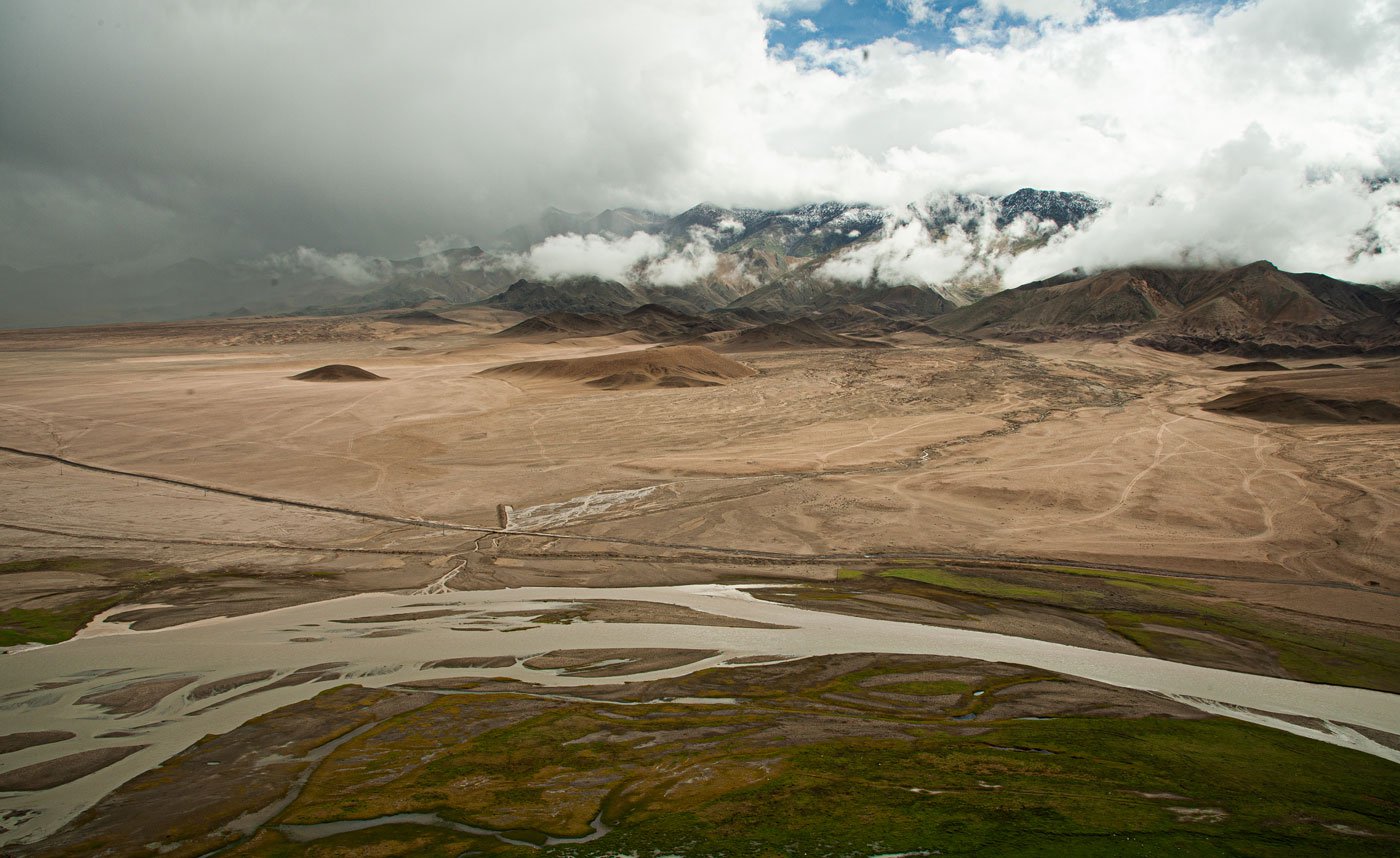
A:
[1, 583, 1397, 846]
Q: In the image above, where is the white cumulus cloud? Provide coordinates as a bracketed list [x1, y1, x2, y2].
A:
[525, 232, 667, 282]
[978, 0, 1099, 26]
[1003, 124, 1400, 286]
[646, 229, 722, 286]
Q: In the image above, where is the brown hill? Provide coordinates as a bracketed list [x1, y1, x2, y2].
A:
[620, 304, 728, 340]
[1202, 367, 1400, 424]
[850, 283, 958, 317]
[716, 317, 891, 352]
[478, 277, 642, 315]
[931, 261, 1400, 356]
[494, 311, 625, 339]
[814, 303, 896, 336]
[731, 278, 956, 320]
[480, 345, 756, 390]
[496, 306, 729, 343]
[289, 364, 386, 382]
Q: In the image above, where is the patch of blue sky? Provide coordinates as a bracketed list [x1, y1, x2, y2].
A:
[766, 0, 1241, 57]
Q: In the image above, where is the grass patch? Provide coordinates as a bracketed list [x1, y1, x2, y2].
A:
[0, 597, 123, 647]
[873, 680, 971, 696]
[0, 555, 194, 646]
[230, 825, 506, 857]
[1031, 564, 1212, 594]
[881, 566, 1101, 605]
[579, 717, 1400, 856]
[1102, 609, 1400, 692]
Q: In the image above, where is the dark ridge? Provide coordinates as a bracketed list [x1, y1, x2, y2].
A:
[1216, 361, 1288, 372]
[995, 188, 1104, 229]
[1203, 390, 1400, 424]
[477, 276, 641, 315]
[719, 317, 891, 351]
[624, 303, 690, 321]
[493, 311, 624, 338]
[930, 261, 1400, 356]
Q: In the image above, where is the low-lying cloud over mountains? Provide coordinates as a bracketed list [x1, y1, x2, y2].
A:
[6, 180, 1400, 329]
[2, 187, 1105, 326]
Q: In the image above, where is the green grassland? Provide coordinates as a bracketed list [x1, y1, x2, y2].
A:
[228, 658, 1400, 857]
[0, 598, 127, 647]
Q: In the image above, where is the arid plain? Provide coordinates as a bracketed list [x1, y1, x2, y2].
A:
[2, 309, 1399, 855]
[2, 310, 1395, 600]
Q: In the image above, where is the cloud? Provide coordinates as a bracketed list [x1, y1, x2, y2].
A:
[0, 0, 1397, 284]
[645, 229, 722, 286]
[414, 235, 472, 273]
[755, 0, 826, 12]
[521, 227, 727, 286]
[525, 232, 667, 282]
[820, 192, 1058, 289]
[893, 1, 948, 26]
[822, 219, 973, 286]
[1002, 124, 1400, 285]
[977, 0, 1099, 26]
[261, 247, 392, 286]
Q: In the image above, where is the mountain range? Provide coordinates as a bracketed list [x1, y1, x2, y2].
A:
[0, 189, 1100, 329]
[4, 189, 1397, 357]
[486, 261, 1400, 357]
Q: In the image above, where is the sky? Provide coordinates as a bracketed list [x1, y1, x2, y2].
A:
[1, 0, 1398, 284]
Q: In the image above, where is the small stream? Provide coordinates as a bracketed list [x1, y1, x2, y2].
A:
[277, 808, 613, 847]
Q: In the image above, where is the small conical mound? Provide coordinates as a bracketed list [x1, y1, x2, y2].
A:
[480, 345, 754, 390]
[289, 364, 386, 382]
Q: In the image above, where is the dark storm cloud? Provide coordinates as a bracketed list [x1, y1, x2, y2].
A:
[0, 0, 746, 268]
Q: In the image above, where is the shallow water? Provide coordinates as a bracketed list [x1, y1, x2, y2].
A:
[277, 808, 612, 847]
[0, 583, 1397, 846]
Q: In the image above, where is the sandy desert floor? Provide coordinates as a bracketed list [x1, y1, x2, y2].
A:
[1, 313, 1395, 603]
